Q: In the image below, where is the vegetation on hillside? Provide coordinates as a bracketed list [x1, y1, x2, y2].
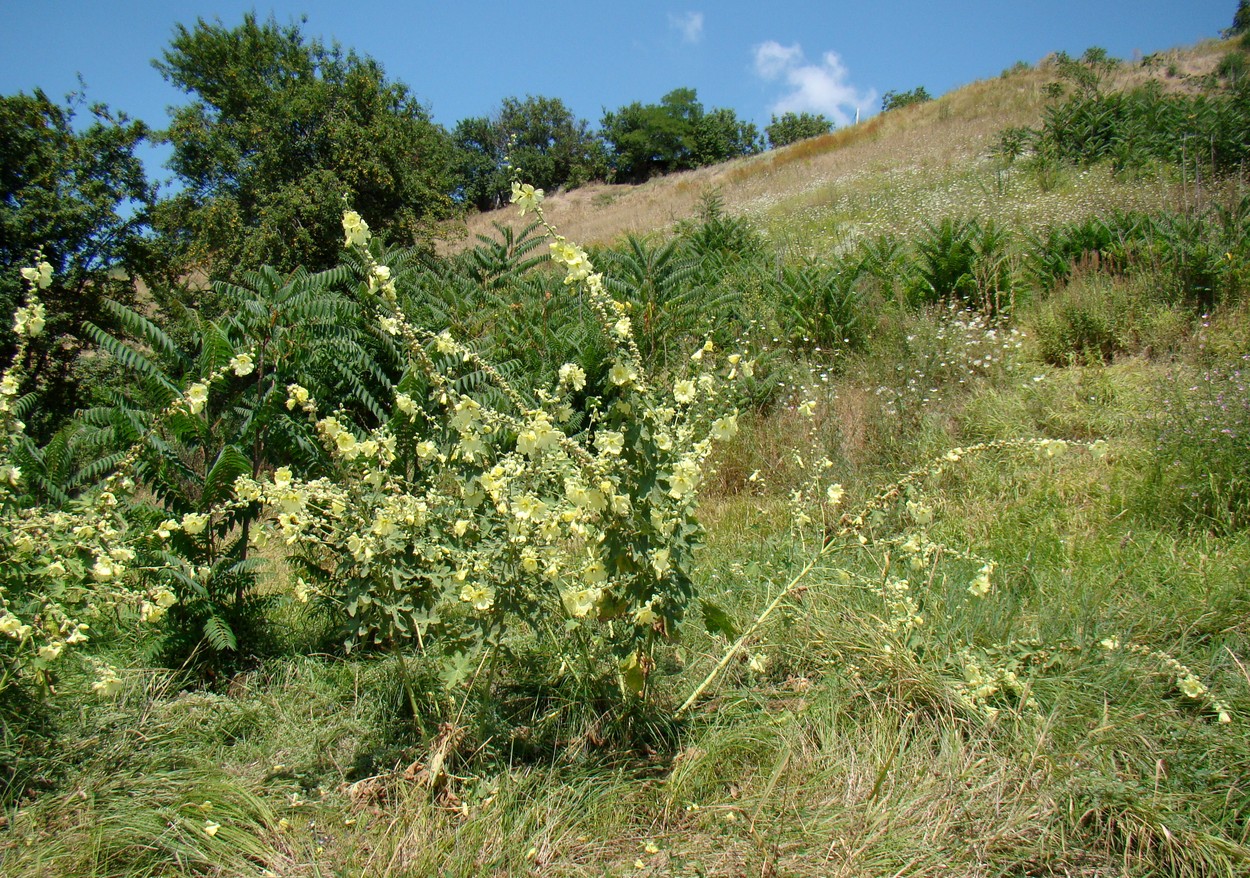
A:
[3, 17, 1250, 878]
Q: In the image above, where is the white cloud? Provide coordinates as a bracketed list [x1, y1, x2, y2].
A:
[752, 41, 877, 127]
[670, 11, 704, 45]
[753, 41, 803, 79]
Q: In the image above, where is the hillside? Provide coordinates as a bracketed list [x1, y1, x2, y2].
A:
[448, 39, 1230, 253]
[4, 35, 1250, 878]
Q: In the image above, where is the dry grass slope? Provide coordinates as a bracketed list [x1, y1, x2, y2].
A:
[443, 39, 1229, 255]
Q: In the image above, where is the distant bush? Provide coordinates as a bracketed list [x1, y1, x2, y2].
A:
[881, 86, 933, 112]
[1030, 72, 1250, 176]
[765, 112, 834, 149]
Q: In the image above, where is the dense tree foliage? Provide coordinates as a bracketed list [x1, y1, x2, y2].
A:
[881, 86, 933, 112]
[152, 13, 455, 281]
[600, 88, 761, 183]
[1229, 1, 1250, 36]
[451, 95, 607, 212]
[765, 111, 834, 148]
[0, 89, 152, 428]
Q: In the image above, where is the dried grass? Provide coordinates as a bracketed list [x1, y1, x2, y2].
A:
[442, 38, 1232, 259]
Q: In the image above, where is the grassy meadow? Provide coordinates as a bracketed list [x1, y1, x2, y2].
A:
[4, 40, 1250, 878]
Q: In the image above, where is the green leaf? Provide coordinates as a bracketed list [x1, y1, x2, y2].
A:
[701, 599, 739, 640]
[202, 615, 238, 652]
[439, 650, 477, 690]
[202, 444, 252, 508]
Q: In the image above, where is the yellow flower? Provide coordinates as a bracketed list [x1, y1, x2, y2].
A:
[91, 669, 124, 696]
[1178, 674, 1207, 699]
[229, 353, 255, 377]
[582, 559, 608, 584]
[181, 512, 209, 535]
[609, 362, 636, 386]
[563, 587, 601, 618]
[667, 459, 700, 499]
[558, 363, 586, 391]
[459, 583, 494, 611]
[673, 379, 696, 404]
[369, 264, 391, 290]
[550, 239, 591, 283]
[1040, 438, 1067, 458]
[286, 383, 310, 410]
[13, 303, 47, 337]
[711, 413, 738, 441]
[38, 642, 64, 661]
[187, 382, 209, 415]
[598, 430, 624, 456]
[825, 483, 845, 505]
[342, 210, 370, 247]
[234, 477, 261, 503]
[335, 430, 360, 459]
[509, 181, 544, 214]
[293, 578, 312, 603]
[905, 501, 933, 526]
[20, 261, 53, 289]
[513, 494, 547, 521]
[203, 820, 220, 837]
[520, 547, 540, 573]
[967, 566, 992, 597]
[651, 548, 671, 577]
[395, 392, 418, 415]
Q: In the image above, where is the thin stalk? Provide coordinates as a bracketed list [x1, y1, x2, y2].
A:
[675, 547, 833, 719]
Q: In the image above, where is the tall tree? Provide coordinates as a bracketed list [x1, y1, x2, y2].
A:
[0, 89, 152, 429]
[690, 107, 762, 166]
[601, 88, 759, 183]
[765, 112, 833, 148]
[451, 96, 606, 212]
[152, 13, 455, 282]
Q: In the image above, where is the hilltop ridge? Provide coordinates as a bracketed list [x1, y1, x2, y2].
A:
[446, 38, 1231, 254]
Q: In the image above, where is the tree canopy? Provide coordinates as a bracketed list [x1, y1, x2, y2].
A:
[152, 13, 456, 281]
[765, 112, 834, 149]
[601, 88, 761, 183]
[452, 95, 607, 212]
[881, 86, 934, 112]
[0, 89, 152, 427]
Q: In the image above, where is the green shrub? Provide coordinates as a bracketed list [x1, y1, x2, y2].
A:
[771, 260, 868, 356]
[909, 218, 1015, 313]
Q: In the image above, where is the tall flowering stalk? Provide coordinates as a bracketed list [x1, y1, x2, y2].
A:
[241, 189, 745, 696]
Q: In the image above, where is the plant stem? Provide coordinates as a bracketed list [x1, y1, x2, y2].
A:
[675, 548, 829, 719]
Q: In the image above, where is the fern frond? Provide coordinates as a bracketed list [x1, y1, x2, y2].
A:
[202, 615, 238, 652]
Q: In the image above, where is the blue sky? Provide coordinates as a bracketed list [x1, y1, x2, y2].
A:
[0, 1, 1235, 182]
